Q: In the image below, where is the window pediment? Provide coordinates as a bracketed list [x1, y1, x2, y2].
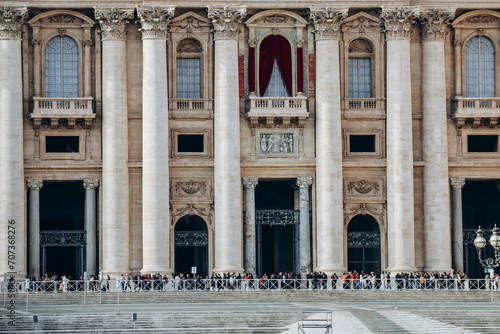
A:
[28, 10, 94, 27]
[245, 10, 307, 28]
[343, 12, 382, 32]
[170, 11, 211, 33]
[452, 10, 500, 28]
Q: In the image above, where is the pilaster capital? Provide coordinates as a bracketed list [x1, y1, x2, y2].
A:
[242, 177, 258, 189]
[420, 8, 456, 41]
[380, 6, 420, 40]
[309, 7, 348, 41]
[450, 177, 466, 189]
[136, 5, 175, 39]
[207, 5, 246, 40]
[27, 180, 43, 191]
[248, 39, 256, 48]
[296, 177, 313, 188]
[94, 7, 134, 41]
[83, 179, 100, 190]
[0, 6, 27, 40]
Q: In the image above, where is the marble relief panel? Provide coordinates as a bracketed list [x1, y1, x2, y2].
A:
[170, 177, 213, 201]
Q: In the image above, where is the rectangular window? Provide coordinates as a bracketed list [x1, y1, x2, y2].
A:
[350, 135, 376, 153]
[46, 136, 80, 153]
[348, 58, 371, 98]
[177, 58, 201, 99]
[178, 134, 204, 153]
[467, 135, 498, 152]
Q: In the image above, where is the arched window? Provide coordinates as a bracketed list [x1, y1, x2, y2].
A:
[259, 35, 292, 97]
[348, 39, 373, 98]
[465, 36, 495, 98]
[176, 38, 202, 99]
[45, 35, 79, 97]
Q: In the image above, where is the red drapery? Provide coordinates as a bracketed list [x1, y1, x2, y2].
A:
[259, 35, 293, 96]
[249, 46, 255, 93]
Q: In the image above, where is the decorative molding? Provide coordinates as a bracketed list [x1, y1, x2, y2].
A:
[83, 179, 99, 190]
[48, 15, 75, 24]
[94, 7, 134, 41]
[171, 178, 213, 200]
[450, 177, 466, 189]
[242, 177, 258, 189]
[420, 8, 455, 41]
[348, 38, 373, 53]
[175, 180, 207, 195]
[349, 17, 373, 32]
[309, 6, 348, 40]
[136, 5, 175, 39]
[466, 15, 496, 24]
[380, 6, 420, 40]
[177, 37, 202, 52]
[0, 6, 27, 40]
[171, 203, 213, 226]
[296, 177, 313, 188]
[344, 203, 386, 227]
[346, 179, 381, 196]
[263, 15, 287, 24]
[27, 179, 43, 191]
[207, 5, 246, 40]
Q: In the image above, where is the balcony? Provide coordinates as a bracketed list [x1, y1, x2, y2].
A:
[31, 97, 95, 129]
[246, 96, 309, 128]
[453, 97, 500, 128]
[169, 98, 213, 119]
[342, 98, 386, 119]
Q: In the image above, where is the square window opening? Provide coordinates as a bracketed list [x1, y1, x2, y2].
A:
[350, 135, 376, 153]
[46, 136, 79, 153]
[178, 134, 204, 153]
[467, 135, 498, 153]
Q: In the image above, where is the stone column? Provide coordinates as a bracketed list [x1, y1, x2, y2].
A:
[0, 6, 28, 276]
[94, 7, 134, 276]
[380, 6, 420, 273]
[27, 180, 43, 278]
[208, 6, 247, 273]
[309, 7, 348, 274]
[450, 177, 465, 272]
[137, 6, 175, 274]
[296, 177, 313, 274]
[83, 179, 99, 276]
[243, 178, 258, 275]
[421, 8, 456, 273]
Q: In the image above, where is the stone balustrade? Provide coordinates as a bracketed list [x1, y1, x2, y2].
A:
[453, 97, 500, 128]
[31, 97, 95, 128]
[342, 98, 386, 119]
[246, 96, 309, 127]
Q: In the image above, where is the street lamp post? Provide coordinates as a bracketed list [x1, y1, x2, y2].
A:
[473, 225, 500, 299]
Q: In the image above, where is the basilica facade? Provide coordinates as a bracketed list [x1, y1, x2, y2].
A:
[1, 1, 499, 279]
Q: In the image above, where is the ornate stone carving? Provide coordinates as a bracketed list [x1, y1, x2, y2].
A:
[83, 179, 99, 190]
[344, 203, 386, 226]
[467, 15, 496, 24]
[263, 15, 287, 24]
[171, 178, 212, 200]
[309, 7, 348, 40]
[177, 38, 202, 52]
[171, 204, 212, 226]
[175, 180, 207, 195]
[248, 39, 256, 48]
[348, 39, 373, 53]
[350, 17, 373, 32]
[380, 6, 420, 40]
[48, 15, 75, 24]
[207, 6, 246, 40]
[94, 7, 134, 41]
[420, 8, 456, 41]
[0, 6, 27, 39]
[27, 179, 43, 191]
[296, 177, 313, 188]
[242, 177, 258, 189]
[136, 5, 175, 39]
[179, 16, 201, 33]
[450, 177, 466, 189]
[347, 179, 380, 195]
[260, 134, 294, 154]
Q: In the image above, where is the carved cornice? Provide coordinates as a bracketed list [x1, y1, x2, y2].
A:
[380, 6, 420, 40]
[207, 5, 246, 40]
[136, 5, 175, 39]
[296, 177, 313, 188]
[242, 177, 259, 189]
[94, 7, 134, 41]
[309, 7, 348, 40]
[27, 179, 43, 191]
[83, 179, 99, 190]
[420, 8, 455, 41]
[450, 177, 466, 189]
[0, 6, 27, 40]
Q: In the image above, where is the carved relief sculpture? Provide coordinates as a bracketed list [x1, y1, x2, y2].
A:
[260, 134, 294, 154]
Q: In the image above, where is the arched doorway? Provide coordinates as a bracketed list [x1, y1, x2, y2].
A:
[174, 215, 208, 277]
[347, 215, 381, 275]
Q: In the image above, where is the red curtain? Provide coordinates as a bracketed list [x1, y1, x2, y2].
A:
[259, 35, 293, 96]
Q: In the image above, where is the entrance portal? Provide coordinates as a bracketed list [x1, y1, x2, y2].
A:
[174, 215, 208, 277]
[347, 214, 381, 276]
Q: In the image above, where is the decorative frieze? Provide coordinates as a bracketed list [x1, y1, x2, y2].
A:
[171, 178, 213, 200]
[171, 203, 213, 226]
[136, 6, 175, 39]
[420, 8, 456, 41]
[380, 6, 420, 40]
[309, 7, 348, 40]
[344, 178, 385, 199]
[83, 179, 99, 190]
[207, 6, 246, 40]
[27, 179, 43, 191]
[94, 7, 134, 41]
[0, 6, 27, 39]
[344, 203, 386, 227]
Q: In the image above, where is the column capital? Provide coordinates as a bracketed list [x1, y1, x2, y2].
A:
[27, 179, 43, 191]
[420, 8, 456, 41]
[450, 177, 465, 189]
[309, 7, 348, 41]
[83, 179, 100, 190]
[296, 177, 313, 188]
[380, 6, 420, 40]
[242, 177, 258, 189]
[0, 6, 27, 40]
[94, 7, 134, 41]
[207, 5, 246, 40]
[136, 5, 175, 39]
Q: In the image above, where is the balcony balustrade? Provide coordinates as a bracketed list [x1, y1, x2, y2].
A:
[247, 96, 309, 128]
[169, 98, 213, 119]
[342, 98, 386, 119]
[31, 97, 95, 128]
[453, 97, 500, 128]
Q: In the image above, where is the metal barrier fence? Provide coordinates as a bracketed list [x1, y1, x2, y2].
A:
[1, 277, 499, 294]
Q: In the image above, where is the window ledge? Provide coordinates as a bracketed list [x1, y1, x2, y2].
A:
[453, 97, 500, 128]
[31, 97, 95, 129]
